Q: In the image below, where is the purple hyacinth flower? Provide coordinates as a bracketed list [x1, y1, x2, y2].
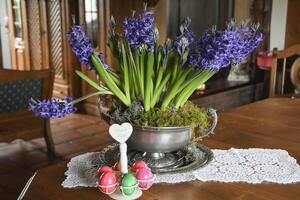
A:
[66, 25, 93, 70]
[29, 97, 77, 119]
[66, 25, 110, 71]
[174, 18, 196, 55]
[123, 11, 156, 51]
[189, 20, 263, 71]
[175, 32, 195, 53]
[174, 37, 189, 55]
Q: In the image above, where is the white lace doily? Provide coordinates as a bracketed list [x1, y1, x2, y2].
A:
[62, 148, 300, 188]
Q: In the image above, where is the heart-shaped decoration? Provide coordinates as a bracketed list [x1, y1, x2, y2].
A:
[109, 123, 133, 143]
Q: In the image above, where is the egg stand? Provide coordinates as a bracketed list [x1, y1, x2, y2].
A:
[108, 123, 142, 200]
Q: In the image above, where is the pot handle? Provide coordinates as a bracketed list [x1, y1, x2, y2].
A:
[194, 108, 218, 142]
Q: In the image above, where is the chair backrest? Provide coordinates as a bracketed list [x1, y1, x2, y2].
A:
[0, 69, 54, 113]
[269, 44, 300, 97]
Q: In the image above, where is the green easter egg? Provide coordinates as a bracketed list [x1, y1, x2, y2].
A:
[121, 173, 137, 196]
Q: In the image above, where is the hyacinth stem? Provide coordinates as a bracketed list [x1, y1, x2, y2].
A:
[134, 49, 143, 98]
[107, 70, 120, 86]
[176, 69, 200, 92]
[71, 90, 112, 105]
[150, 70, 171, 108]
[107, 37, 119, 58]
[121, 43, 131, 103]
[75, 70, 107, 92]
[154, 64, 163, 92]
[144, 52, 154, 112]
[174, 70, 215, 108]
[91, 53, 131, 106]
[174, 70, 208, 108]
[155, 50, 162, 75]
[139, 50, 145, 99]
[178, 71, 215, 108]
[170, 57, 179, 85]
[150, 78, 154, 102]
[124, 42, 139, 99]
[161, 68, 192, 109]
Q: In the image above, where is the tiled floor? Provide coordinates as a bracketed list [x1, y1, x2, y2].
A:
[0, 114, 112, 199]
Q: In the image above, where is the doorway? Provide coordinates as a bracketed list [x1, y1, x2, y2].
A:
[0, 0, 11, 69]
[6, 0, 30, 70]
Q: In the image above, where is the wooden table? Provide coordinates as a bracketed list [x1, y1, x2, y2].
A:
[25, 98, 300, 200]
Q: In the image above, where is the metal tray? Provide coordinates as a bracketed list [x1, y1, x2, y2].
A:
[99, 143, 213, 174]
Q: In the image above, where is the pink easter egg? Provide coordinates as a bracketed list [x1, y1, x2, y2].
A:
[98, 172, 117, 194]
[131, 160, 148, 173]
[136, 167, 154, 189]
[97, 165, 113, 176]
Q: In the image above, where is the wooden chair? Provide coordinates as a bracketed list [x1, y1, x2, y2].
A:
[0, 69, 55, 154]
[269, 44, 300, 97]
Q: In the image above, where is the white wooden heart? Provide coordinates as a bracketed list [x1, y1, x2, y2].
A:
[109, 123, 133, 143]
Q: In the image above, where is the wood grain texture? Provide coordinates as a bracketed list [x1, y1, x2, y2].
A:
[27, 0, 42, 69]
[48, 0, 64, 80]
[25, 98, 300, 200]
[285, 0, 300, 48]
[47, 0, 75, 99]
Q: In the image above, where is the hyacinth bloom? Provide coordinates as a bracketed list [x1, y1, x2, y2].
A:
[190, 20, 263, 71]
[66, 25, 109, 71]
[66, 25, 93, 70]
[174, 32, 195, 55]
[29, 97, 77, 118]
[173, 18, 196, 56]
[30, 9, 263, 119]
[123, 11, 155, 51]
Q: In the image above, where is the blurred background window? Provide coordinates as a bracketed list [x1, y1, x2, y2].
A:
[84, 0, 99, 48]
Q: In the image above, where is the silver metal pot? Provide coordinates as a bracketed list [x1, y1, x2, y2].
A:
[128, 125, 192, 153]
[99, 98, 218, 169]
[100, 106, 218, 154]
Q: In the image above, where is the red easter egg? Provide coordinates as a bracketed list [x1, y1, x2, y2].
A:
[131, 160, 148, 173]
[136, 167, 154, 189]
[113, 161, 122, 172]
[98, 172, 117, 194]
[97, 166, 113, 176]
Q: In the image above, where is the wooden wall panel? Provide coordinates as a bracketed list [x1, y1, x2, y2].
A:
[48, 0, 64, 80]
[39, 0, 50, 68]
[47, 0, 69, 98]
[251, 0, 272, 51]
[46, 0, 81, 99]
[285, 0, 300, 48]
[21, 0, 31, 70]
[27, 0, 42, 69]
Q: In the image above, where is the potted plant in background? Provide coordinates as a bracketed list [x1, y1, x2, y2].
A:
[29, 7, 262, 170]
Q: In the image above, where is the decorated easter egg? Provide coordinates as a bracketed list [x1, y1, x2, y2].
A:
[113, 161, 122, 172]
[97, 165, 113, 176]
[121, 173, 137, 196]
[98, 172, 117, 194]
[136, 167, 154, 189]
[131, 160, 148, 173]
